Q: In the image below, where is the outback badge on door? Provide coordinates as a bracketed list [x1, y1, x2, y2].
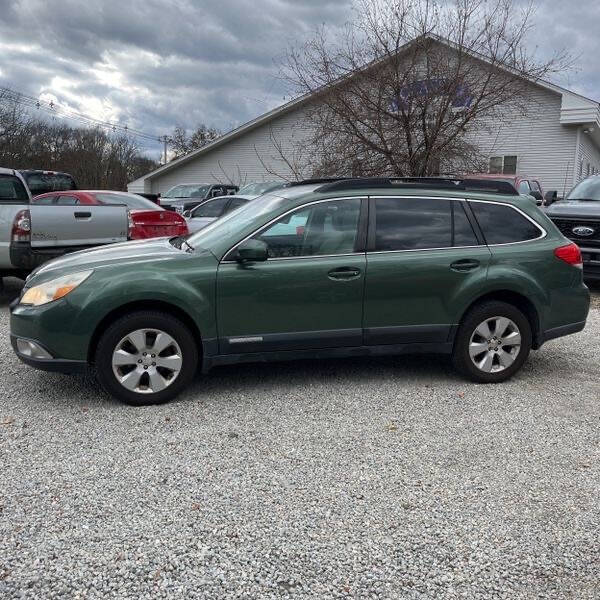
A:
[572, 225, 595, 237]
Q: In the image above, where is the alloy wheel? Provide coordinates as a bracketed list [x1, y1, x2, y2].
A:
[468, 316, 522, 374]
[111, 329, 183, 394]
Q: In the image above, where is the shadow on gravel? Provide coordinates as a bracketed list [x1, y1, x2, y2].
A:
[0, 277, 24, 308]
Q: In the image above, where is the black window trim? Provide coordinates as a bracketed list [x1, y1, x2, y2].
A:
[366, 195, 485, 254]
[221, 196, 368, 263]
[467, 198, 547, 246]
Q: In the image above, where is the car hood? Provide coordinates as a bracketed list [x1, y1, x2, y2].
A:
[546, 201, 600, 217]
[27, 238, 208, 285]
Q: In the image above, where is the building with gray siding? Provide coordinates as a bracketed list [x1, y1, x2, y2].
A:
[129, 39, 600, 197]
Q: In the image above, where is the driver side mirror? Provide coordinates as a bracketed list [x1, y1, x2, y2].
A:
[544, 190, 558, 206]
[529, 190, 543, 203]
[236, 239, 268, 262]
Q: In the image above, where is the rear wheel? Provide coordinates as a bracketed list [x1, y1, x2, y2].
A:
[452, 301, 532, 383]
[95, 311, 198, 405]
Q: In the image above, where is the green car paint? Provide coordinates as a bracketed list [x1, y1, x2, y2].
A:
[10, 183, 590, 378]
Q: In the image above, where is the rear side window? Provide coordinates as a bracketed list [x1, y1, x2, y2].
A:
[0, 175, 29, 203]
[470, 202, 542, 244]
[374, 197, 452, 251]
[56, 195, 80, 205]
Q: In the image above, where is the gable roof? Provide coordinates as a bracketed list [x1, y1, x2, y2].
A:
[130, 34, 600, 186]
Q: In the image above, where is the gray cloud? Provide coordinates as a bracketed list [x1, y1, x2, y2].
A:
[0, 0, 597, 160]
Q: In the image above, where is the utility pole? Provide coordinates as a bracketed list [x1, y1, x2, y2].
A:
[161, 135, 169, 164]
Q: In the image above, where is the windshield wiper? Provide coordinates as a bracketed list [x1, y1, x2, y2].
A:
[182, 239, 195, 252]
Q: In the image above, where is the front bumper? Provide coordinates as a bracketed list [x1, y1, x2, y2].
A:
[10, 335, 88, 374]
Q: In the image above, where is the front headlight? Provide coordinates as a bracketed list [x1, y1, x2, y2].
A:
[20, 270, 93, 306]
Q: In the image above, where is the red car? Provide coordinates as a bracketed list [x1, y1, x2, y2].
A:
[32, 190, 188, 240]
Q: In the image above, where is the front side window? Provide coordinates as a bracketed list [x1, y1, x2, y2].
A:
[192, 197, 229, 218]
[470, 202, 542, 244]
[374, 197, 452, 251]
[163, 184, 210, 199]
[226, 198, 248, 213]
[253, 198, 361, 258]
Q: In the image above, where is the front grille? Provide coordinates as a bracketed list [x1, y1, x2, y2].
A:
[550, 218, 600, 246]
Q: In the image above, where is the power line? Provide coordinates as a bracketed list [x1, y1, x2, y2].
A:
[0, 85, 164, 144]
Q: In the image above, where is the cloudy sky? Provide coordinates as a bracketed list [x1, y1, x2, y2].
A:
[0, 0, 598, 158]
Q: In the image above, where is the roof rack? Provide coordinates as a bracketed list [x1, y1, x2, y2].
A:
[290, 176, 519, 196]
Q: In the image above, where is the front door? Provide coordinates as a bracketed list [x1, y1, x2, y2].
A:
[216, 197, 366, 354]
[364, 196, 492, 345]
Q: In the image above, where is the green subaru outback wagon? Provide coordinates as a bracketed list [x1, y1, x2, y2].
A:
[10, 178, 590, 405]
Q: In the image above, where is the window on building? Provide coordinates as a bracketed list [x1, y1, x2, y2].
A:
[489, 155, 517, 175]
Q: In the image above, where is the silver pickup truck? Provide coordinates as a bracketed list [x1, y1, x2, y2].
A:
[0, 167, 128, 284]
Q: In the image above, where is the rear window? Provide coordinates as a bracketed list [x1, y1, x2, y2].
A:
[95, 193, 160, 210]
[0, 174, 29, 203]
[21, 172, 76, 195]
[470, 202, 542, 244]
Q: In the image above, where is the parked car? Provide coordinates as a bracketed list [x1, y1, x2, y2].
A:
[462, 174, 552, 205]
[159, 183, 239, 214]
[32, 191, 188, 240]
[1, 168, 129, 281]
[546, 175, 600, 280]
[19, 169, 77, 195]
[184, 195, 253, 234]
[237, 181, 287, 197]
[10, 177, 589, 406]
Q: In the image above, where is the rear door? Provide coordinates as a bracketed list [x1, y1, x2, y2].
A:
[363, 196, 492, 345]
[29, 200, 128, 248]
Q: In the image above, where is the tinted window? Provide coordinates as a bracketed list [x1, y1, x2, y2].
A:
[453, 202, 478, 246]
[255, 198, 361, 258]
[470, 202, 541, 244]
[375, 197, 451, 251]
[193, 197, 229, 218]
[530, 181, 541, 193]
[56, 195, 79, 205]
[0, 175, 29, 203]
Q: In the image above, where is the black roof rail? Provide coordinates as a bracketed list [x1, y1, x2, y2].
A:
[306, 177, 519, 196]
[287, 177, 348, 187]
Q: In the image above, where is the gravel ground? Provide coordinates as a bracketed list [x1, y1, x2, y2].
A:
[1, 277, 599, 599]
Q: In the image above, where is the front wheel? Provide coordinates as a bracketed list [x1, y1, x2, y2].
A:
[452, 301, 532, 383]
[95, 311, 199, 406]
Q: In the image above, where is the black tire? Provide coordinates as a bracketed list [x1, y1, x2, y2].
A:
[94, 311, 199, 406]
[452, 301, 532, 383]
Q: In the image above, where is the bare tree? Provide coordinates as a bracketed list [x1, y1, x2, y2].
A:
[168, 124, 221, 159]
[282, 0, 572, 177]
[0, 93, 159, 189]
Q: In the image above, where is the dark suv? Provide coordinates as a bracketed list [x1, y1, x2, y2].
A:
[546, 175, 600, 280]
[10, 177, 589, 406]
[159, 183, 239, 214]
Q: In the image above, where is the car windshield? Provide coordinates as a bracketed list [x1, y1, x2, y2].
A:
[94, 192, 161, 210]
[187, 193, 289, 251]
[565, 178, 600, 201]
[163, 184, 210, 199]
[237, 181, 284, 196]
